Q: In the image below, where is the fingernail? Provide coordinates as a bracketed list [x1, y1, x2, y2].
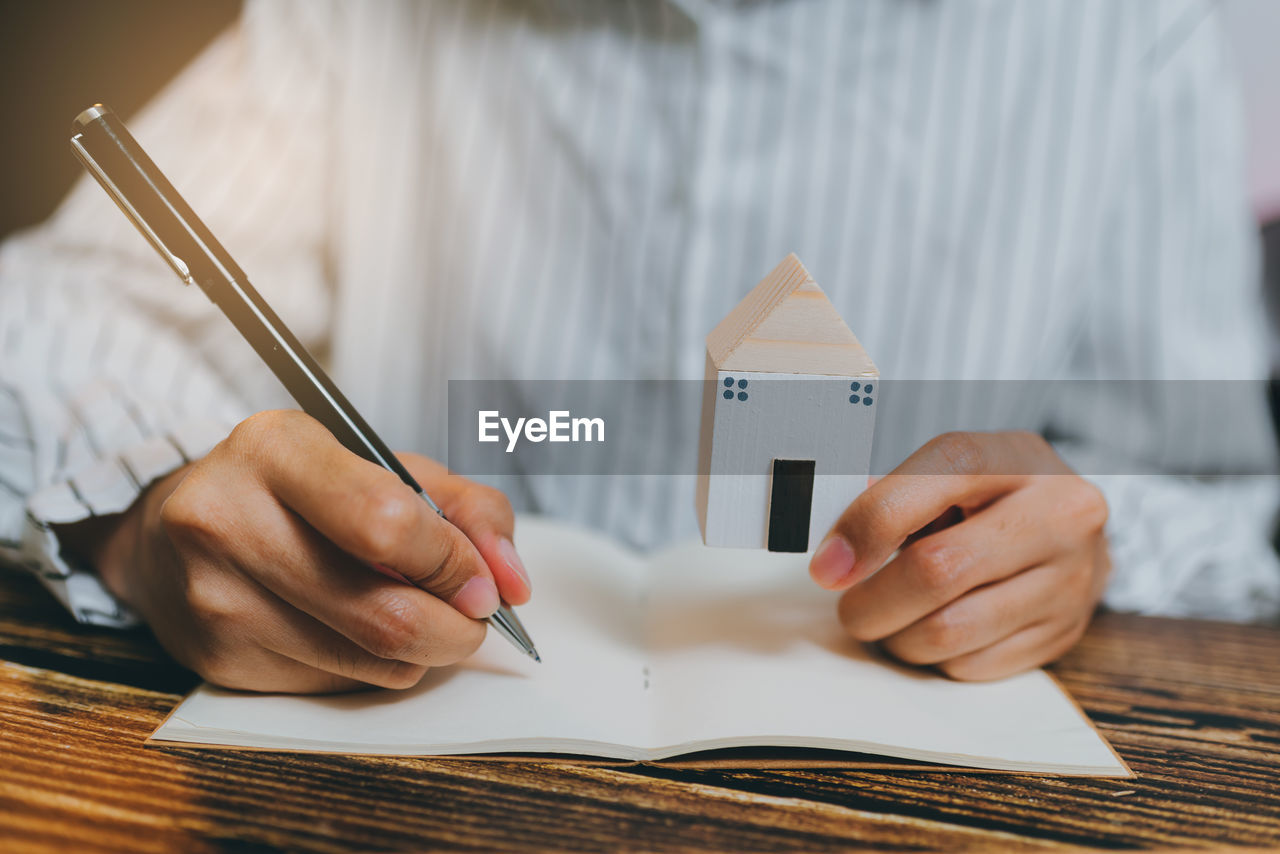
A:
[496, 537, 532, 593]
[451, 576, 500, 619]
[810, 535, 857, 589]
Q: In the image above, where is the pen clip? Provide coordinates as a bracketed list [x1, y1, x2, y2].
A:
[70, 133, 195, 287]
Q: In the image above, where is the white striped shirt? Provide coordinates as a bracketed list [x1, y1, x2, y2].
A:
[2, 0, 1278, 625]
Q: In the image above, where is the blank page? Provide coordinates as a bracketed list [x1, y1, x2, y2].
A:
[644, 539, 1126, 774]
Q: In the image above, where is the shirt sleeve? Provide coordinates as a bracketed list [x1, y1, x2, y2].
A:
[1048, 0, 1280, 622]
[0, 0, 340, 625]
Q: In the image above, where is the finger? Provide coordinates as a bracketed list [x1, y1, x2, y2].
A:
[255, 651, 372, 694]
[401, 455, 531, 606]
[260, 651, 374, 694]
[902, 505, 966, 548]
[232, 411, 499, 619]
[220, 488, 488, 666]
[253, 596, 435, 691]
[810, 432, 1047, 590]
[837, 485, 1066, 639]
[171, 552, 451, 690]
[162, 579, 380, 694]
[933, 617, 1087, 682]
[194, 642, 371, 694]
[875, 562, 1066, 666]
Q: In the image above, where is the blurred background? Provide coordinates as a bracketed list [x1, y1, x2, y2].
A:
[1222, 0, 1280, 381]
[0, 0, 240, 239]
[0, 0, 1275, 318]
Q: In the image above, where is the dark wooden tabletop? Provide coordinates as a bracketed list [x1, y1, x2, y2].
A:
[2, 569, 1279, 853]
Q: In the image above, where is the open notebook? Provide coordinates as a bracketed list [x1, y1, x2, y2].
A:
[151, 515, 1129, 776]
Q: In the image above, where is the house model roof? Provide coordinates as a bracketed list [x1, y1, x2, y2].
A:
[706, 253, 878, 377]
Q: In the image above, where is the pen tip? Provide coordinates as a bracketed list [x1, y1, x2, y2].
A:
[531, 651, 542, 663]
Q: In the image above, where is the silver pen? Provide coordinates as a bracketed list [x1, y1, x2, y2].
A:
[70, 104, 540, 663]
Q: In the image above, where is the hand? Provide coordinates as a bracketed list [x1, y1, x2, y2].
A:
[809, 431, 1109, 680]
[69, 410, 532, 693]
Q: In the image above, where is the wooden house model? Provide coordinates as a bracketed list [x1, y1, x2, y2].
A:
[695, 254, 878, 552]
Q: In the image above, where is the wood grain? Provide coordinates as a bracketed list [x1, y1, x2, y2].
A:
[705, 253, 876, 377]
[2, 568, 1280, 852]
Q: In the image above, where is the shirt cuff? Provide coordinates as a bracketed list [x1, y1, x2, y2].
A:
[19, 417, 228, 628]
[1089, 473, 1280, 621]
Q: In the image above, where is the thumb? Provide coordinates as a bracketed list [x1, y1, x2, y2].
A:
[400, 456, 532, 607]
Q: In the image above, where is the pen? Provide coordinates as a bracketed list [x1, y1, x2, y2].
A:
[69, 104, 540, 663]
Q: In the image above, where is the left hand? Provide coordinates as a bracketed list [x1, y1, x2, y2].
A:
[809, 431, 1110, 680]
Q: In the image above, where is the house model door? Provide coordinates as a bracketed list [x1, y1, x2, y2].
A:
[768, 459, 816, 552]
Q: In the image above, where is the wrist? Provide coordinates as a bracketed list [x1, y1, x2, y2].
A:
[52, 510, 136, 600]
[53, 464, 190, 604]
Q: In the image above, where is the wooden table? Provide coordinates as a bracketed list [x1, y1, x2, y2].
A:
[2, 570, 1279, 853]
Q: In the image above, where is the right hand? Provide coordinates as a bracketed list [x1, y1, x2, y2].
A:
[77, 409, 532, 693]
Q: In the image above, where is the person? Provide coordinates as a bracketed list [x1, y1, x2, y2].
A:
[2, 0, 1276, 693]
